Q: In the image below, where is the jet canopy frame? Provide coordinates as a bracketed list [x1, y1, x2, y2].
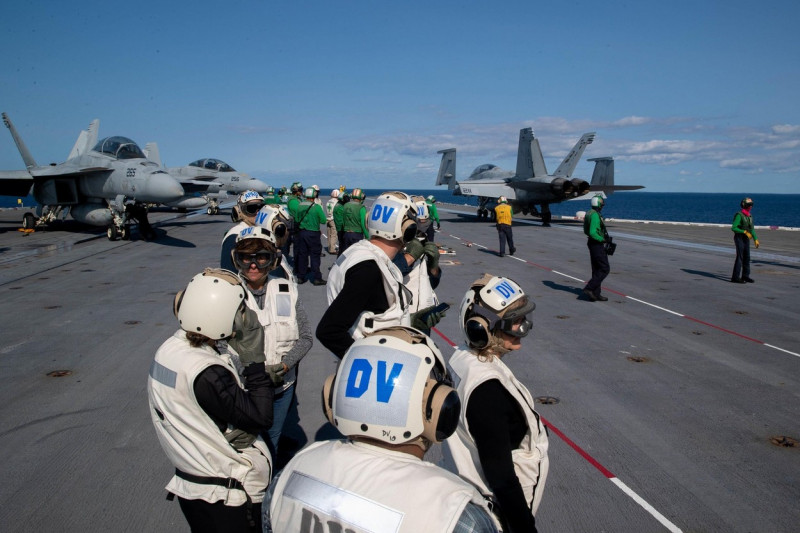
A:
[92, 137, 145, 160]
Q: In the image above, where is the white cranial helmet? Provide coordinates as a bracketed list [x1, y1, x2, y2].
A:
[460, 274, 535, 350]
[331, 189, 340, 198]
[412, 195, 431, 234]
[322, 327, 460, 446]
[253, 204, 290, 245]
[591, 195, 604, 208]
[367, 191, 418, 242]
[173, 269, 246, 339]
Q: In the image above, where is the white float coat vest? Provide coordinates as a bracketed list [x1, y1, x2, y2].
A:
[442, 347, 549, 515]
[326, 240, 410, 339]
[404, 255, 438, 313]
[147, 330, 272, 505]
[241, 275, 299, 393]
[269, 439, 491, 533]
[325, 198, 337, 221]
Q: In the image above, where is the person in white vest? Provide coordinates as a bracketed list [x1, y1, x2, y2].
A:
[252, 204, 295, 282]
[148, 268, 274, 532]
[263, 326, 499, 533]
[325, 188, 340, 254]
[221, 190, 266, 272]
[394, 196, 443, 332]
[441, 274, 549, 533]
[316, 191, 447, 358]
[231, 226, 313, 469]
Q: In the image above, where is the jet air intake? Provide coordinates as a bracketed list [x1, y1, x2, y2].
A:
[570, 178, 590, 198]
[551, 178, 575, 199]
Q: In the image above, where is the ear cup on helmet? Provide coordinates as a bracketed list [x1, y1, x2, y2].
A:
[173, 290, 185, 319]
[401, 217, 418, 242]
[321, 374, 336, 426]
[465, 316, 491, 350]
[231, 205, 242, 223]
[421, 378, 461, 442]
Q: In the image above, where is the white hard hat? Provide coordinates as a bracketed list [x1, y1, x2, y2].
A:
[412, 195, 431, 234]
[460, 274, 535, 350]
[331, 189, 340, 198]
[591, 195, 604, 208]
[323, 327, 460, 445]
[238, 190, 264, 206]
[367, 191, 418, 242]
[173, 269, 246, 339]
[498, 196, 508, 204]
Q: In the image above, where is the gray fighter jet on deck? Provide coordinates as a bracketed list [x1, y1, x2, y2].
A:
[0, 113, 184, 240]
[143, 143, 269, 215]
[436, 127, 643, 226]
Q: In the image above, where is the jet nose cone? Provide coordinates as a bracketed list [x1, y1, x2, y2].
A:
[143, 172, 185, 202]
[246, 179, 269, 193]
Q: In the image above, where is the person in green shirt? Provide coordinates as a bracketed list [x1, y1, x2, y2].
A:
[731, 197, 759, 283]
[294, 187, 327, 285]
[582, 195, 610, 302]
[263, 186, 282, 205]
[341, 188, 368, 253]
[425, 195, 440, 242]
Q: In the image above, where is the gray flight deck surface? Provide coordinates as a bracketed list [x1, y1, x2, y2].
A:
[0, 201, 798, 532]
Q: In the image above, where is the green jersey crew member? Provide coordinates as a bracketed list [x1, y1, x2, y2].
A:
[340, 188, 368, 254]
[582, 195, 610, 302]
[294, 187, 327, 285]
[731, 197, 759, 283]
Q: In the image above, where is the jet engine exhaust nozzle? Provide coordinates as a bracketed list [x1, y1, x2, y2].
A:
[551, 178, 575, 199]
[571, 178, 590, 198]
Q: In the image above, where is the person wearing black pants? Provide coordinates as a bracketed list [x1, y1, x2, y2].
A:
[583, 196, 610, 301]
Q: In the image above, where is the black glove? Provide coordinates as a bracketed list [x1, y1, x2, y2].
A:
[228, 306, 265, 366]
[411, 305, 447, 331]
[404, 238, 425, 261]
[436, 222, 440, 230]
[423, 241, 440, 270]
[266, 363, 287, 386]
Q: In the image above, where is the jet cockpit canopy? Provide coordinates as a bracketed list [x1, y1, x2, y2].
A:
[92, 137, 146, 160]
[189, 158, 235, 172]
[469, 164, 497, 178]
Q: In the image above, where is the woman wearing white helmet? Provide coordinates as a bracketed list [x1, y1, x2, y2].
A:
[265, 327, 499, 532]
[318, 191, 445, 358]
[220, 190, 265, 272]
[148, 269, 273, 532]
[231, 226, 313, 469]
[442, 274, 549, 533]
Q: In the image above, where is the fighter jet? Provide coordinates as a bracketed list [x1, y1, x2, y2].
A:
[435, 127, 643, 226]
[0, 113, 184, 240]
[143, 143, 269, 215]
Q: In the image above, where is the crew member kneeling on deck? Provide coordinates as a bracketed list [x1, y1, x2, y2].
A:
[263, 327, 499, 533]
[148, 269, 274, 532]
[442, 274, 549, 533]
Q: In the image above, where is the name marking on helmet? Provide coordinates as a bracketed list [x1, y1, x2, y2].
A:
[345, 358, 404, 403]
[494, 280, 517, 299]
[371, 205, 396, 224]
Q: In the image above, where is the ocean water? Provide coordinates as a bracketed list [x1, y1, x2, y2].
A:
[3, 191, 798, 228]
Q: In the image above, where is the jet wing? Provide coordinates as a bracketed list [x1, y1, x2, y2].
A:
[28, 166, 111, 178]
[591, 185, 645, 192]
[0, 170, 35, 196]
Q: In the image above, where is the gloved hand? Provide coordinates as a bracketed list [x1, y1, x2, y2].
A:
[423, 241, 440, 270]
[229, 306, 265, 366]
[436, 222, 441, 230]
[404, 238, 425, 261]
[754, 239, 760, 248]
[266, 363, 287, 386]
[411, 305, 446, 331]
[745, 231, 752, 239]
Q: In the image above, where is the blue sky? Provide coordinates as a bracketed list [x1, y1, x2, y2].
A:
[2, 0, 798, 193]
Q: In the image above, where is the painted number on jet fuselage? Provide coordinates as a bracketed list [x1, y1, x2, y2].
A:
[126, 168, 136, 178]
[461, 187, 473, 194]
[231, 176, 239, 182]
[344, 358, 403, 403]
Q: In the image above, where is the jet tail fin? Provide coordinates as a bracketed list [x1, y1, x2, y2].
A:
[2, 112, 38, 169]
[436, 148, 457, 190]
[143, 142, 162, 166]
[588, 157, 614, 186]
[516, 127, 547, 179]
[68, 119, 99, 159]
[554, 132, 596, 178]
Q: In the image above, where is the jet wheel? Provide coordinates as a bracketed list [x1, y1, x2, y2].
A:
[120, 226, 130, 240]
[22, 213, 37, 230]
[107, 226, 119, 241]
[207, 207, 214, 215]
